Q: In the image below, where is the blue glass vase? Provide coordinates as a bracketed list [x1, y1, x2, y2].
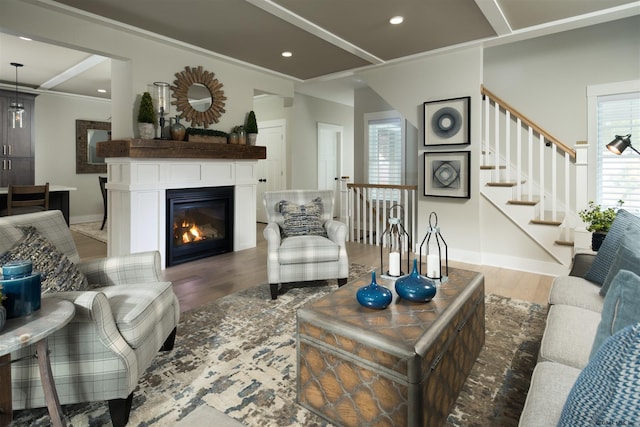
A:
[395, 259, 437, 302]
[356, 271, 393, 309]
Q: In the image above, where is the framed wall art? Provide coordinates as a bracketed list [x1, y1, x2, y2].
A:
[423, 96, 470, 146]
[424, 151, 470, 198]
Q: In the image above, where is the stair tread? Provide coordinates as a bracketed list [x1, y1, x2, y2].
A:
[480, 165, 506, 170]
[486, 182, 518, 187]
[555, 240, 575, 247]
[508, 198, 540, 206]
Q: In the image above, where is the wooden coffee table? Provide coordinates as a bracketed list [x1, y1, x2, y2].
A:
[296, 267, 484, 427]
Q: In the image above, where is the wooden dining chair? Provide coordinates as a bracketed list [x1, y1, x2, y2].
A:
[6, 182, 50, 216]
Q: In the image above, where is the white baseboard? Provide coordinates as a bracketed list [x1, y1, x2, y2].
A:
[449, 249, 569, 277]
[70, 214, 103, 225]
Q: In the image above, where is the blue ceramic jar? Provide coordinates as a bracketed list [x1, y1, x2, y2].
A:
[395, 259, 437, 303]
[356, 271, 393, 309]
[1, 260, 42, 319]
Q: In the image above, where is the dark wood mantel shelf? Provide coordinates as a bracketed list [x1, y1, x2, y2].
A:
[97, 139, 266, 160]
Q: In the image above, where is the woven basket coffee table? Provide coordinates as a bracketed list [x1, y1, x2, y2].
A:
[296, 267, 485, 427]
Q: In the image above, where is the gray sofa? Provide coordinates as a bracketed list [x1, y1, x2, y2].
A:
[518, 250, 602, 426]
[0, 210, 180, 426]
[519, 209, 640, 426]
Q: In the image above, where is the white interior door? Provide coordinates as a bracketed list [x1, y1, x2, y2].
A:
[317, 123, 343, 217]
[256, 119, 286, 223]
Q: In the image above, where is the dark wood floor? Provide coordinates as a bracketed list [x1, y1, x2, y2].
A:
[71, 223, 554, 312]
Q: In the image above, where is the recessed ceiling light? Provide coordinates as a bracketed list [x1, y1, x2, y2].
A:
[281, 51, 292, 58]
[18, 36, 32, 41]
[97, 89, 107, 93]
[389, 16, 404, 25]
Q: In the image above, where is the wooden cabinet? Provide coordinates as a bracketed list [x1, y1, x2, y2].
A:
[0, 89, 36, 186]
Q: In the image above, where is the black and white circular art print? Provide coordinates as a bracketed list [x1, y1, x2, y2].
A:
[431, 107, 462, 139]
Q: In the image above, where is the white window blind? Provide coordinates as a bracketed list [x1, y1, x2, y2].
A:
[366, 114, 403, 200]
[596, 92, 640, 214]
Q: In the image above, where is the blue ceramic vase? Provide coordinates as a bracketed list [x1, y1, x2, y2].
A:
[395, 259, 437, 302]
[1, 260, 42, 319]
[356, 271, 393, 309]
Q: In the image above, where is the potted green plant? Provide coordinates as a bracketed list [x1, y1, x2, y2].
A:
[245, 110, 258, 145]
[578, 200, 624, 251]
[137, 92, 156, 140]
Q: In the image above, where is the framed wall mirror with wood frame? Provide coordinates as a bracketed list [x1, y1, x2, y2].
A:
[76, 120, 110, 173]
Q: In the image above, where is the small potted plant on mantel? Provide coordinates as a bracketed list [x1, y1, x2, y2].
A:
[578, 199, 624, 251]
[137, 92, 156, 140]
[245, 110, 258, 145]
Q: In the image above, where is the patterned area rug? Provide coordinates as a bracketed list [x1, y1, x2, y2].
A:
[12, 265, 547, 427]
[69, 221, 107, 244]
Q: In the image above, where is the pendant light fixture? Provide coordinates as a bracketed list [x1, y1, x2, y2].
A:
[9, 62, 25, 129]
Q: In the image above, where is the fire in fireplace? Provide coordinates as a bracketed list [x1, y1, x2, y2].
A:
[166, 186, 234, 266]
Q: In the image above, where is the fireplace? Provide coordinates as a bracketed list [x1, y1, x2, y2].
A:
[166, 186, 234, 267]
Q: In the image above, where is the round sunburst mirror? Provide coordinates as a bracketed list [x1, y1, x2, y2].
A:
[171, 66, 227, 128]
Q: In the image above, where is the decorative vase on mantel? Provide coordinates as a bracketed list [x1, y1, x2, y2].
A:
[395, 259, 437, 303]
[356, 271, 393, 309]
[170, 116, 186, 141]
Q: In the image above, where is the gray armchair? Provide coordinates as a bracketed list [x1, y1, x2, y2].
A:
[263, 190, 349, 299]
[0, 210, 179, 427]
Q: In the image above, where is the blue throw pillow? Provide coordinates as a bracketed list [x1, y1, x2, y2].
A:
[558, 322, 640, 427]
[590, 270, 640, 358]
[584, 210, 640, 285]
[600, 225, 640, 296]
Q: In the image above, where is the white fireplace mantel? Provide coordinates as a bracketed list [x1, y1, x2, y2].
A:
[105, 157, 258, 268]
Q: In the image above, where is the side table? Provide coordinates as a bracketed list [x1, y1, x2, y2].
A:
[0, 298, 75, 427]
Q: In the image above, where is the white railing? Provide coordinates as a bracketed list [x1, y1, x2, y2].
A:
[343, 183, 418, 248]
[481, 86, 577, 223]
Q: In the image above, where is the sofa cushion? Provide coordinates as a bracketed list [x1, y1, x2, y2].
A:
[590, 270, 640, 358]
[0, 225, 24, 254]
[0, 226, 88, 294]
[548, 276, 603, 313]
[278, 197, 328, 238]
[539, 304, 600, 370]
[558, 323, 640, 427]
[278, 235, 339, 265]
[517, 361, 581, 427]
[584, 209, 640, 285]
[600, 225, 640, 296]
[0, 210, 80, 264]
[97, 281, 175, 349]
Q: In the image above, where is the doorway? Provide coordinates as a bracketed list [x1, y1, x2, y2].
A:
[317, 122, 343, 217]
[256, 119, 286, 223]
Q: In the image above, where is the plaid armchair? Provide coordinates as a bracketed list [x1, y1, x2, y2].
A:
[263, 190, 349, 299]
[0, 210, 179, 427]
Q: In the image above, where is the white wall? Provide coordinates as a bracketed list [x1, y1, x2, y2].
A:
[484, 15, 640, 205]
[34, 93, 111, 222]
[290, 93, 354, 189]
[356, 47, 485, 264]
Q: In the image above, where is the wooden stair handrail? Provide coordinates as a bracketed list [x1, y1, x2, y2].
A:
[481, 85, 576, 159]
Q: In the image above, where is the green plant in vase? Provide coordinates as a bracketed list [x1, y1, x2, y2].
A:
[137, 92, 156, 140]
[578, 200, 624, 251]
[245, 110, 258, 145]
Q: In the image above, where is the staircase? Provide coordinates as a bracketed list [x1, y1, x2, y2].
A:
[480, 86, 579, 266]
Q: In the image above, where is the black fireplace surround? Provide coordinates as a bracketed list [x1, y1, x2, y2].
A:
[166, 186, 234, 267]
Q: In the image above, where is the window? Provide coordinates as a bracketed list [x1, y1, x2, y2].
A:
[365, 111, 404, 199]
[596, 91, 640, 214]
